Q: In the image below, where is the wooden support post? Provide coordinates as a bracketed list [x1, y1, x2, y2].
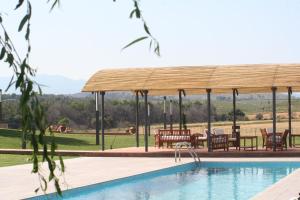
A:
[170, 100, 173, 130]
[179, 90, 182, 131]
[95, 92, 100, 145]
[233, 89, 237, 131]
[232, 88, 240, 148]
[148, 103, 151, 136]
[288, 87, 292, 147]
[144, 90, 149, 152]
[135, 91, 140, 147]
[100, 91, 105, 151]
[163, 96, 167, 129]
[272, 87, 277, 152]
[207, 89, 212, 152]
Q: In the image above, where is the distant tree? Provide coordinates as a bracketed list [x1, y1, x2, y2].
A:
[227, 109, 246, 121]
[255, 113, 263, 120]
[58, 117, 70, 126]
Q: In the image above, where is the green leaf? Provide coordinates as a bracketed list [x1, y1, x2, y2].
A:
[6, 43, 12, 51]
[28, 2, 32, 18]
[48, 0, 60, 11]
[143, 23, 150, 35]
[18, 14, 29, 32]
[4, 31, 9, 41]
[133, 1, 140, 18]
[34, 188, 39, 193]
[0, 47, 5, 60]
[122, 36, 148, 50]
[154, 43, 160, 56]
[129, 10, 135, 18]
[40, 177, 47, 191]
[5, 53, 14, 66]
[15, 0, 24, 10]
[55, 178, 62, 196]
[149, 40, 153, 51]
[59, 156, 65, 173]
[25, 24, 30, 40]
[135, 9, 141, 18]
[16, 73, 24, 88]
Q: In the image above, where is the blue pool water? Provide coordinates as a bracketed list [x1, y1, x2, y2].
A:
[30, 162, 300, 200]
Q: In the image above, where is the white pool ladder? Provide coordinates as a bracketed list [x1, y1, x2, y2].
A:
[174, 142, 200, 163]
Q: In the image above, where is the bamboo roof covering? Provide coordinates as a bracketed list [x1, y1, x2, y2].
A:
[82, 64, 300, 95]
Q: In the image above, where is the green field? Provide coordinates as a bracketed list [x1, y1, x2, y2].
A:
[0, 129, 155, 167]
[213, 99, 300, 114]
[0, 129, 155, 150]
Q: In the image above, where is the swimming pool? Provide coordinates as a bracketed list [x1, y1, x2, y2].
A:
[30, 161, 300, 200]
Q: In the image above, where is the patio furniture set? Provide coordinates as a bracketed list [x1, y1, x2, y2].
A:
[260, 128, 289, 150]
[154, 126, 241, 151]
[154, 127, 291, 151]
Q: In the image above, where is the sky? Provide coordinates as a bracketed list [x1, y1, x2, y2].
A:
[1, 0, 300, 81]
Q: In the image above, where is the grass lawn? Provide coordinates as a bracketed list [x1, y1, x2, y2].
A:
[0, 128, 154, 167]
[0, 154, 33, 167]
[0, 129, 155, 150]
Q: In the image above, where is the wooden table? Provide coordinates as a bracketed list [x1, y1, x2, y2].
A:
[291, 134, 300, 147]
[239, 136, 258, 151]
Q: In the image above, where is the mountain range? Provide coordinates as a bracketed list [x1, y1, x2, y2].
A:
[0, 74, 86, 95]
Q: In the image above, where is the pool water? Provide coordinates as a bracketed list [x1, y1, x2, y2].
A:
[31, 162, 300, 200]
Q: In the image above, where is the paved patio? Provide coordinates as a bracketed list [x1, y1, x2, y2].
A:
[0, 157, 193, 200]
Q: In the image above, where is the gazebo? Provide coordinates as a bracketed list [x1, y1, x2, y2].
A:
[82, 64, 300, 152]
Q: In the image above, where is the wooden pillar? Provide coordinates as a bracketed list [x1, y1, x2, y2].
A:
[233, 89, 237, 130]
[207, 89, 212, 152]
[170, 100, 173, 130]
[179, 90, 182, 131]
[163, 96, 167, 129]
[135, 91, 140, 147]
[100, 91, 105, 151]
[95, 92, 100, 145]
[148, 103, 151, 136]
[288, 87, 292, 147]
[144, 90, 149, 152]
[272, 87, 277, 151]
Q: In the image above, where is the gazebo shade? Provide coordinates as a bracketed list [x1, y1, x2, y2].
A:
[82, 64, 300, 95]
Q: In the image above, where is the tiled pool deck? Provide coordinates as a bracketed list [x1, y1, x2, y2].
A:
[1, 153, 300, 199]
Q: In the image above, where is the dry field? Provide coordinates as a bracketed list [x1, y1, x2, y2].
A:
[136, 119, 300, 137]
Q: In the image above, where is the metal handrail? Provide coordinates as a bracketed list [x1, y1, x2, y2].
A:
[174, 142, 200, 163]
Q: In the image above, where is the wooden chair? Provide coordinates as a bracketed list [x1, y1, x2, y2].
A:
[211, 128, 229, 151]
[260, 128, 268, 148]
[265, 129, 289, 150]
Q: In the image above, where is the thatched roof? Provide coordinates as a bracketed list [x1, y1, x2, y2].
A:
[82, 64, 300, 95]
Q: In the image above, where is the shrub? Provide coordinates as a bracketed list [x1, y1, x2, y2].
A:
[256, 113, 263, 120]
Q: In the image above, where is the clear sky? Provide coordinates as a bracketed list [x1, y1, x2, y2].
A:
[1, 0, 300, 80]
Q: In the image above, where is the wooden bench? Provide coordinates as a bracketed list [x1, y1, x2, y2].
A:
[155, 129, 191, 148]
[211, 134, 229, 151]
